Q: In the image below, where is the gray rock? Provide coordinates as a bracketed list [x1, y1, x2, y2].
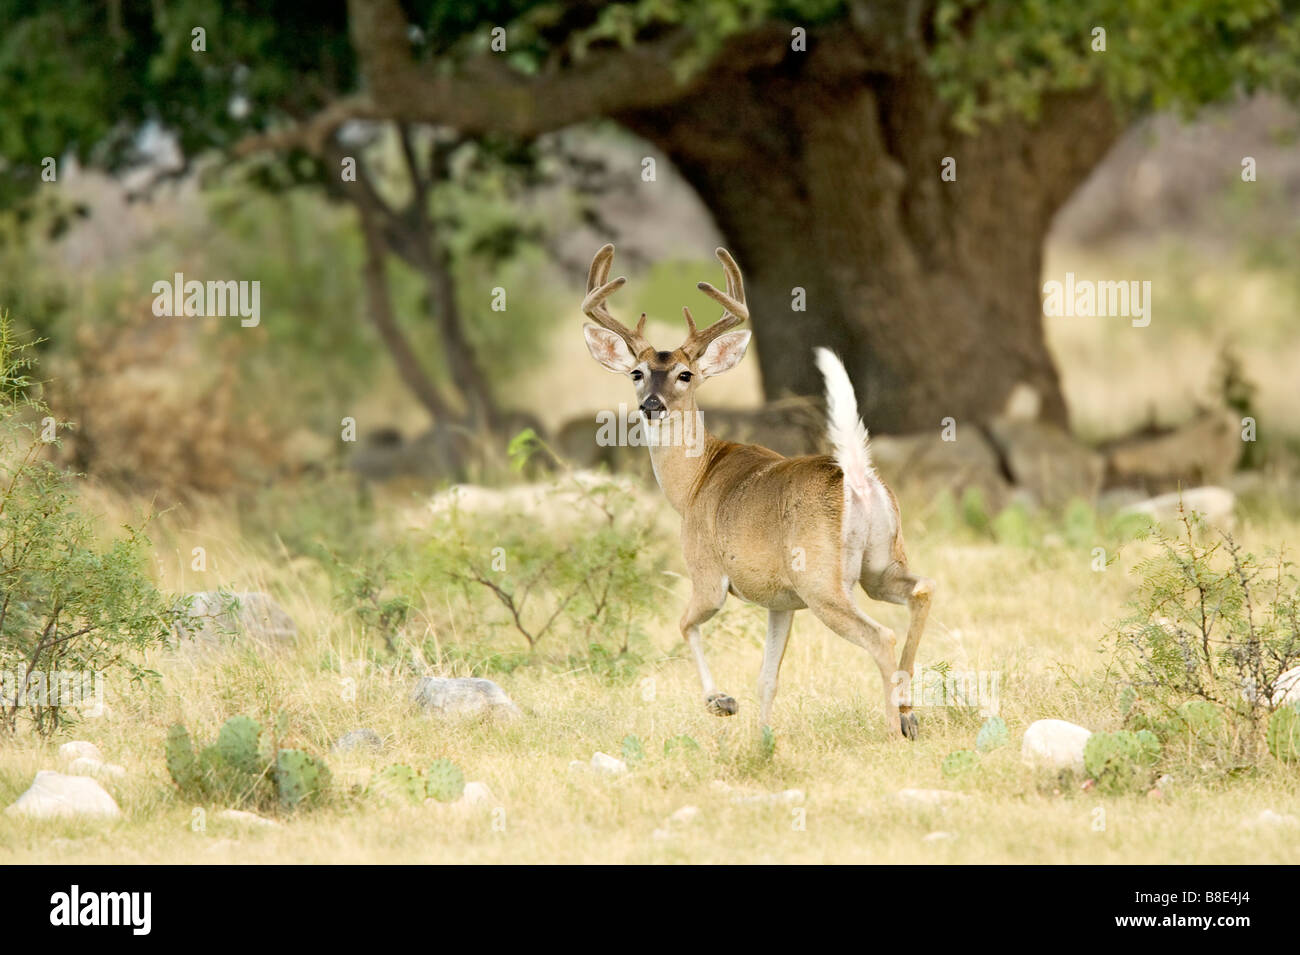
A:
[5, 770, 121, 820]
[984, 419, 1104, 509]
[871, 429, 1013, 513]
[175, 591, 297, 649]
[332, 728, 384, 754]
[67, 757, 125, 781]
[411, 677, 521, 720]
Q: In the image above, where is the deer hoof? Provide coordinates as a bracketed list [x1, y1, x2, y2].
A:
[900, 711, 919, 740]
[706, 694, 739, 716]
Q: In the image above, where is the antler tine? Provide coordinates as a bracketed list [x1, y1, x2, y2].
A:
[582, 244, 649, 355]
[684, 247, 748, 357]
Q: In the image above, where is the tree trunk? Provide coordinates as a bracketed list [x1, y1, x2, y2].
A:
[622, 62, 1120, 433]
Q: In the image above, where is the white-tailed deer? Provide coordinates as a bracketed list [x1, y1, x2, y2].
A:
[581, 244, 934, 738]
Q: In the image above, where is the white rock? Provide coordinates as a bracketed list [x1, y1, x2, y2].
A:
[67, 757, 125, 781]
[1243, 809, 1299, 829]
[589, 752, 628, 775]
[1121, 486, 1236, 529]
[1021, 719, 1093, 772]
[5, 770, 121, 820]
[922, 830, 957, 842]
[59, 741, 104, 764]
[411, 677, 521, 721]
[894, 788, 970, 809]
[668, 805, 700, 825]
[1273, 667, 1300, 707]
[652, 827, 672, 841]
[460, 781, 495, 807]
[216, 809, 280, 828]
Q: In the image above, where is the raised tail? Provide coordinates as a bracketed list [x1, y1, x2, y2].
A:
[814, 348, 873, 501]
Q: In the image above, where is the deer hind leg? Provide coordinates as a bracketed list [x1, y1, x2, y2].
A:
[863, 564, 935, 737]
[804, 591, 907, 740]
[681, 576, 737, 716]
[758, 609, 794, 729]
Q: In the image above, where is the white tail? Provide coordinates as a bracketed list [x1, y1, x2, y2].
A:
[814, 347, 872, 501]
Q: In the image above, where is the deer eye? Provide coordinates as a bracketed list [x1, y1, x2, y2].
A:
[677, 371, 693, 383]
[630, 370, 643, 381]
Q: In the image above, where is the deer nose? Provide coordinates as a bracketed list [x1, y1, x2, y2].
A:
[639, 394, 665, 417]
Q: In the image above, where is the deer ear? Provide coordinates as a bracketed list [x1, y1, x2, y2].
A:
[697, 329, 751, 378]
[583, 323, 637, 374]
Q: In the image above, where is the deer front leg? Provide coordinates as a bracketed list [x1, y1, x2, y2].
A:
[681, 577, 735, 716]
[758, 609, 794, 728]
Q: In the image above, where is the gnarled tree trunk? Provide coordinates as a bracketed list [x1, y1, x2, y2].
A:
[621, 54, 1120, 432]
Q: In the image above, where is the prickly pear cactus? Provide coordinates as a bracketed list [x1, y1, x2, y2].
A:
[165, 723, 202, 792]
[975, 716, 1009, 753]
[1175, 700, 1224, 741]
[371, 764, 425, 804]
[621, 734, 645, 763]
[941, 750, 979, 778]
[1083, 730, 1161, 794]
[275, 749, 331, 809]
[424, 759, 465, 803]
[1267, 704, 1300, 762]
[217, 715, 266, 775]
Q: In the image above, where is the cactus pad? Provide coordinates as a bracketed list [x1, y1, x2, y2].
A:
[425, 759, 466, 802]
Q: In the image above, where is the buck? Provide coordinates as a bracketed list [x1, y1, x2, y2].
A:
[581, 244, 935, 738]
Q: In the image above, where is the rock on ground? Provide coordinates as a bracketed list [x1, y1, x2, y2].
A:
[1272, 667, 1300, 707]
[1021, 719, 1093, 772]
[58, 741, 104, 764]
[5, 770, 121, 820]
[332, 729, 384, 754]
[175, 591, 297, 649]
[1120, 486, 1236, 529]
[411, 677, 521, 720]
[216, 809, 280, 828]
[67, 757, 125, 781]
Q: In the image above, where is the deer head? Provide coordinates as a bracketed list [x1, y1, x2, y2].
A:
[581, 244, 751, 420]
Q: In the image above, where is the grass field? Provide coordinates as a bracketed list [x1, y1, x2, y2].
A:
[2, 477, 1298, 865]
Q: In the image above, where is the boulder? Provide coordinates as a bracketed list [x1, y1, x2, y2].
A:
[216, 809, 280, 828]
[5, 770, 121, 820]
[1021, 719, 1093, 772]
[1102, 408, 1241, 493]
[1120, 486, 1236, 530]
[870, 429, 1013, 513]
[175, 591, 297, 649]
[983, 420, 1104, 509]
[411, 677, 521, 721]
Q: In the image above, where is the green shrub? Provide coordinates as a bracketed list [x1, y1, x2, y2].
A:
[1108, 509, 1300, 764]
[1083, 730, 1161, 794]
[0, 313, 183, 735]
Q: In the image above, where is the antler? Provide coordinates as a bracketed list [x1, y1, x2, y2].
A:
[582, 244, 651, 357]
[682, 247, 748, 358]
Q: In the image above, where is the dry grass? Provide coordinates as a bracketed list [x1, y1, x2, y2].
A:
[2, 479, 1299, 865]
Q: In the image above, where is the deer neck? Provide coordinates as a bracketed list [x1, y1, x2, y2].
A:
[646, 398, 717, 515]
